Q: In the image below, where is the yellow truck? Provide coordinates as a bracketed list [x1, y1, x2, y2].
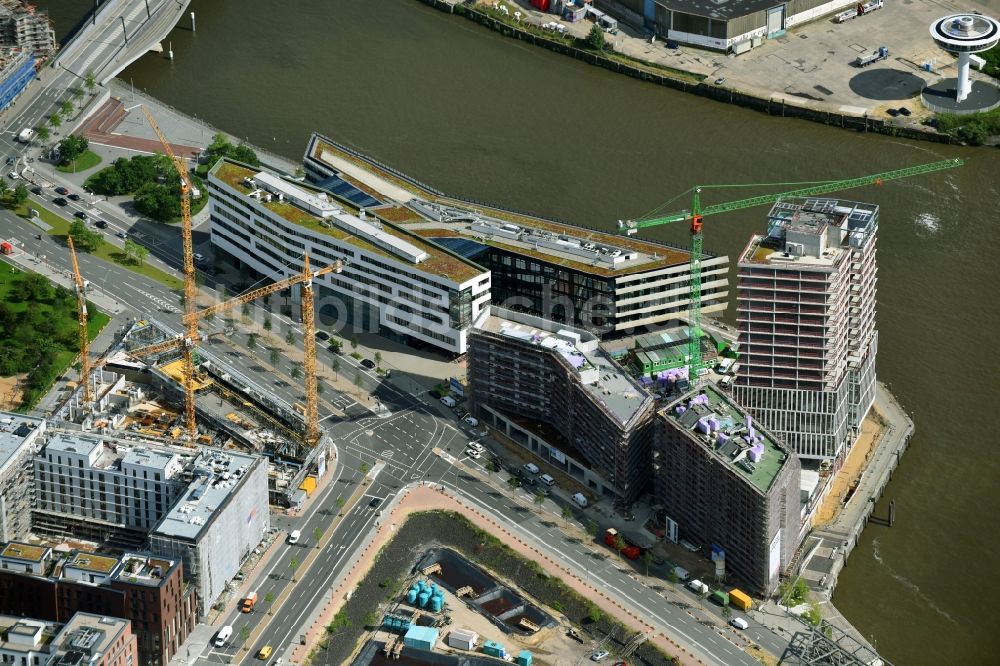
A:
[729, 588, 753, 611]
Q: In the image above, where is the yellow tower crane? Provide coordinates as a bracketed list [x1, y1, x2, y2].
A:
[66, 236, 91, 405]
[125, 254, 342, 444]
[139, 105, 199, 440]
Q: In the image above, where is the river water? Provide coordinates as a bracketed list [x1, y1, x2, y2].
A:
[46, 0, 1000, 662]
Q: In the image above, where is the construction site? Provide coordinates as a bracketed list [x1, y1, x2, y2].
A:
[51, 110, 343, 508]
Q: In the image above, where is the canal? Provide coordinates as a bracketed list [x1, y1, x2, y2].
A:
[47, 0, 1000, 663]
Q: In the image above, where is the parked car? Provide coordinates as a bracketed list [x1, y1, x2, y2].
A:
[464, 416, 479, 427]
[898, 106, 911, 117]
[591, 651, 609, 662]
[572, 492, 588, 508]
[315, 330, 330, 341]
[440, 395, 456, 408]
[213, 626, 233, 648]
[679, 539, 700, 552]
[193, 252, 206, 264]
[287, 530, 300, 544]
[523, 462, 540, 475]
[53, 197, 67, 206]
[465, 448, 481, 460]
[730, 617, 749, 630]
[539, 474, 555, 486]
[54, 186, 69, 195]
[7, 171, 18, 179]
[361, 358, 375, 369]
[467, 441, 485, 453]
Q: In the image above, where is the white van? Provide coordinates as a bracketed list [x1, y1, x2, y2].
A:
[288, 530, 301, 545]
[522, 462, 540, 475]
[539, 474, 555, 486]
[213, 625, 233, 647]
[572, 492, 588, 508]
[729, 617, 749, 630]
[440, 395, 457, 408]
[464, 416, 479, 427]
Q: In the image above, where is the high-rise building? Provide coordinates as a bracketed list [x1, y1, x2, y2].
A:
[469, 307, 655, 504]
[0, 413, 44, 542]
[654, 384, 801, 595]
[733, 199, 878, 460]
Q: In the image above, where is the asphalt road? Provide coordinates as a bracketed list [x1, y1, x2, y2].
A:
[1, 208, 789, 665]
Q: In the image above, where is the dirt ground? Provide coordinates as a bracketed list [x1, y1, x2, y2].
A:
[812, 409, 886, 527]
[0, 375, 26, 411]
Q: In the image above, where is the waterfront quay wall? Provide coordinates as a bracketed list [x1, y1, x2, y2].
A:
[420, 0, 957, 146]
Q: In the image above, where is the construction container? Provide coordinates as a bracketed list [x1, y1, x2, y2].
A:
[0, 242, 12, 255]
[729, 588, 752, 611]
[406, 587, 418, 605]
[710, 590, 730, 606]
[483, 640, 507, 658]
[382, 614, 411, 634]
[298, 476, 317, 497]
[403, 626, 438, 650]
[447, 628, 478, 650]
[517, 650, 533, 666]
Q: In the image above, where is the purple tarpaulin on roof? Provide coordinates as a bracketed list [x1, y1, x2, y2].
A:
[565, 354, 586, 369]
[639, 376, 654, 386]
[697, 418, 711, 434]
[748, 443, 765, 463]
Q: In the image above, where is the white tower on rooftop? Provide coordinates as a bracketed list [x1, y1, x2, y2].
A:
[930, 13, 1000, 102]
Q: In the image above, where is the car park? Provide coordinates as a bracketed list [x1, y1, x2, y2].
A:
[53, 197, 67, 206]
[730, 617, 749, 630]
[287, 530, 300, 544]
[54, 186, 69, 195]
[523, 462, 539, 475]
[361, 358, 376, 369]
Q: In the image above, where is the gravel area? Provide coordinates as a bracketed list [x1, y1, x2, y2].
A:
[310, 510, 676, 666]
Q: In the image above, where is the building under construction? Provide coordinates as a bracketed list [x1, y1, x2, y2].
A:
[0, 1, 55, 59]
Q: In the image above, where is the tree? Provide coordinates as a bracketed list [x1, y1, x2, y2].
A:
[57, 135, 89, 164]
[237, 625, 250, 648]
[721, 604, 732, 620]
[132, 243, 149, 266]
[49, 113, 61, 129]
[562, 505, 573, 521]
[71, 88, 84, 102]
[241, 302, 251, 324]
[359, 462, 370, 474]
[534, 491, 546, 506]
[68, 220, 103, 252]
[0, 180, 8, 198]
[613, 533, 626, 562]
[587, 605, 603, 623]
[313, 526, 324, 546]
[642, 550, 654, 577]
[13, 273, 52, 302]
[59, 100, 74, 117]
[289, 558, 300, 582]
[350, 336, 358, 352]
[316, 380, 325, 396]
[586, 24, 606, 51]
[585, 519, 598, 541]
[289, 365, 302, 380]
[269, 348, 280, 366]
[331, 358, 340, 379]
[263, 591, 275, 615]
[263, 314, 272, 336]
[667, 568, 680, 584]
[285, 328, 296, 345]
[84, 71, 96, 92]
[353, 372, 363, 396]
[335, 495, 346, 510]
[11, 183, 28, 206]
[247, 333, 257, 351]
[487, 459, 499, 477]
[373, 351, 382, 369]
[35, 126, 50, 142]
[507, 476, 520, 490]
[328, 337, 342, 354]
[133, 182, 181, 222]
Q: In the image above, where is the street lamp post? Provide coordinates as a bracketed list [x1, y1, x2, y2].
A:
[119, 16, 128, 45]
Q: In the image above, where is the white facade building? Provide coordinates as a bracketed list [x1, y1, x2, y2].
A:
[148, 448, 270, 619]
[207, 159, 492, 354]
[733, 199, 878, 460]
[0, 413, 45, 542]
[33, 433, 186, 532]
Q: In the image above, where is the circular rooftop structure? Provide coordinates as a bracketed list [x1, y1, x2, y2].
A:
[930, 14, 1000, 53]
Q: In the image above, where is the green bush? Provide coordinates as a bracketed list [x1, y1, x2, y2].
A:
[934, 108, 1000, 145]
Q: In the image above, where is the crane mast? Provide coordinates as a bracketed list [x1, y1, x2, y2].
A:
[66, 236, 91, 406]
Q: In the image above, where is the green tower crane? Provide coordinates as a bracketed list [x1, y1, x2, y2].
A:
[617, 158, 964, 381]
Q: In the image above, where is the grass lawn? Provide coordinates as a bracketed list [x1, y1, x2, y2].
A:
[0, 267, 111, 411]
[55, 150, 102, 173]
[18, 203, 184, 291]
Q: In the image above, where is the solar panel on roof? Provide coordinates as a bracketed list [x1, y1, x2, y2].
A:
[315, 175, 381, 208]
[430, 236, 490, 259]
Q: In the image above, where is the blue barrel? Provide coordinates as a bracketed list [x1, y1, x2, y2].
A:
[430, 594, 443, 613]
[418, 591, 430, 608]
[430, 583, 438, 595]
[406, 587, 418, 605]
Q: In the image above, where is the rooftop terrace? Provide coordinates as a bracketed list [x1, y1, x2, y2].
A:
[211, 161, 484, 284]
[663, 384, 790, 493]
[1, 542, 48, 562]
[477, 308, 652, 425]
[65, 553, 119, 575]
